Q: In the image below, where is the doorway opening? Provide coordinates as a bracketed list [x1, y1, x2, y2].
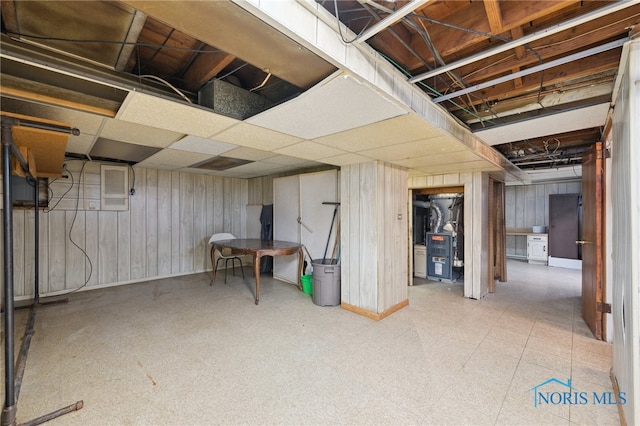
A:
[411, 187, 464, 291]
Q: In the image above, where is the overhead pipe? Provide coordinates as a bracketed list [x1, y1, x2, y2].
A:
[355, 0, 434, 42]
[1, 116, 83, 426]
[433, 38, 628, 103]
[409, 0, 640, 84]
[2, 119, 17, 426]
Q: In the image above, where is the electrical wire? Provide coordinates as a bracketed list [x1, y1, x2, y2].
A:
[249, 70, 272, 92]
[139, 74, 192, 103]
[332, 0, 502, 127]
[5, 31, 224, 54]
[409, 13, 547, 106]
[64, 160, 93, 294]
[53, 160, 93, 296]
[333, 0, 373, 44]
[378, 51, 497, 125]
[128, 164, 136, 196]
[43, 164, 74, 212]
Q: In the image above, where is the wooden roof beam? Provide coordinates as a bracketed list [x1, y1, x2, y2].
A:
[407, 0, 578, 70]
[183, 50, 236, 92]
[446, 48, 621, 109]
[483, 0, 504, 34]
[455, 6, 640, 85]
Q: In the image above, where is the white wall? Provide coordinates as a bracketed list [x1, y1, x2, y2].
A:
[1, 160, 248, 299]
[611, 38, 639, 426]
[341, 161, 408, 314]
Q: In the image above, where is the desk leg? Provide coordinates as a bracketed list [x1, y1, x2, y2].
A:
[253, 254, 260, 305]
[210, 247, 217, 286]
[297, 248, 303, 291]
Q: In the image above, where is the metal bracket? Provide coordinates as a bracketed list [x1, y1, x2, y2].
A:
[597, 302, 612, 314]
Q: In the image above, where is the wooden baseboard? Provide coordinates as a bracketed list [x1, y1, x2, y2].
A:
[610, 368, 627, 426]
[341, 299, 409, 320]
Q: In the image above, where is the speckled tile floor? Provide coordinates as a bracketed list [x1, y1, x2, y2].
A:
[2, 260, 620, 425]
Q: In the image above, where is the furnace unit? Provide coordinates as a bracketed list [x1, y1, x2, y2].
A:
[426, 232, 454, 282]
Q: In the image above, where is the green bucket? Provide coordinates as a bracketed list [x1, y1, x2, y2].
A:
[301, 274, 313, 295]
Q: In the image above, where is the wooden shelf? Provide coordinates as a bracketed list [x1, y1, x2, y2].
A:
[1, 111, 71, 178]
[506, 227, 532, 236]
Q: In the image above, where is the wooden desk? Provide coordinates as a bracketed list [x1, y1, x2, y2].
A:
[210, 239, 303, 305]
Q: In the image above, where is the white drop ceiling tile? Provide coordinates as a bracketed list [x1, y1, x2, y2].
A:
[178, 167, 221, 176]
[415, 160, 499, 175]
[224, 161, 285, 174]
[169, 135, 237, 155]
[273, 141, 348, 160]
[392, 150, 483, 168]
[212, 123, 303, 150]
[223, 147, 276, 161]
[100, 118, 183, 148]
[132, 162, 179, 171]
[136, 149, 212, 168]
[321, 152, 373, 166]
[65, 133, 96, 155]
[314, 114, 443, 152]
[116, 92, 238, 137]
[247, 72, 408, 139]
[359, 137, 466, 162]
[475, 103, 610, 146]
[262, 155, 312, 166]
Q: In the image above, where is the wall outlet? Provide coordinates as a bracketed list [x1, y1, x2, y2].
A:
[89, 202, 96, 210]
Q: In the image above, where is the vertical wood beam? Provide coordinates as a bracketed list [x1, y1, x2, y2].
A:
[510, 26, 526, 89]
[488, 177, 496, 293]
[483, 0, 504, 34]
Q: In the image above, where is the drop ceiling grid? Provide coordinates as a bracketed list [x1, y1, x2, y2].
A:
[274, 140, 349, 160]
[100, 118, 183, 148]
[223, 147, 278, 161]
[415, 160, 502, 175]
[169, 135, 238, 156]
[136, 148, 214, 168]
[211, 123, 303, 151]
[247, 72, 408, 140]
[261, 154, 315, 166]
[0, 97, 105, 136]
[390, 150, 485, 169]
[116, 92, 239, 138]
[475, 103, 610, 146]
[321, 152, 374, 166]
[358, 136, 469, 162]
[217, 161, 288, 175]
[312, 114, 445, 152]
[65, 133, 97, 155]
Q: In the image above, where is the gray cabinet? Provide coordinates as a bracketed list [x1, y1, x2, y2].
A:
[414, 245, 426, 278]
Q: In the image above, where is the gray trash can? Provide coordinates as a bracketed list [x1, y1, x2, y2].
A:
[311, 258, 341, 306]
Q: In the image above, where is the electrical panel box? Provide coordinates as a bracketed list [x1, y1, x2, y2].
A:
[427, 233, 454, 282]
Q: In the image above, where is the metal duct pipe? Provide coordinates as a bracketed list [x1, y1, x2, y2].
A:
[1, 121, 17, 426]
[431, 201, 443, 234]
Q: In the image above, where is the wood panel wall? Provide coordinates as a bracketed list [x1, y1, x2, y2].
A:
[1, 160, 248, 298]
[505, 181, 581, 257]
[341, 161, 408, 314]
